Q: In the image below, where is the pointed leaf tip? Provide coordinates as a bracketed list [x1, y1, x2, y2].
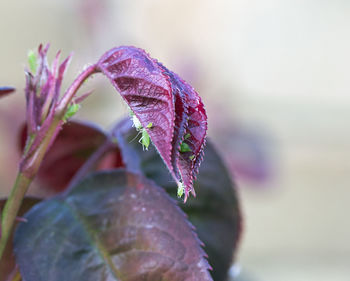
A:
[0, 86, 15, 99]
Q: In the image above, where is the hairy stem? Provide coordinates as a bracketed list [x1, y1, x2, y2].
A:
[56, 64, 98, 113]
[0, 65, 98, 261]
[19, 118, 62, 178]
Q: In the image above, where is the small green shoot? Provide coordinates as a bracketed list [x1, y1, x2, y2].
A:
[28, 50, 37, 74]
[189, 155, 195, 160]
[63, 103, 80, 122]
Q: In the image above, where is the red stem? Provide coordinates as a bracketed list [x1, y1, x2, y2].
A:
[56, 64, 98, 114]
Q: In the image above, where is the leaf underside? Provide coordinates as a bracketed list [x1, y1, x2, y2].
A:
[96, 46, 207, 199]
[14, 170, 213, 281]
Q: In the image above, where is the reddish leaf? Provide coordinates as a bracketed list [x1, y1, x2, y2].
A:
[96, 46, 207, 199]
[0, 87, 15, 99]
[157, 63, 207, 198]
[19, 121, 123, 193]
[14, 171, 213, 281]
[96, 47, 175, 175]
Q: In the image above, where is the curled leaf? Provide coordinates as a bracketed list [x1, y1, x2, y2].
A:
[156, 63, 207, 200]
[96, 46, 207, 199]
[97, 47, 175, 175]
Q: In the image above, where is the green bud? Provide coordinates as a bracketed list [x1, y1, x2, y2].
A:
[63, 103, 80, 122]
[28, 50, 37, 74]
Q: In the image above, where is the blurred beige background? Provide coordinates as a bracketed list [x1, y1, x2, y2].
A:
[0, 1, 349, 280]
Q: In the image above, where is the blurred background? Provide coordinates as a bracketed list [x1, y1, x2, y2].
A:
[0, 0, 349, 280]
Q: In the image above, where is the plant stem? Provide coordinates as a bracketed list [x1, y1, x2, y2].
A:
[0, 65, 98, 261]
[0, 117, 61, 259]
[56, 64, 98, 113]
[0, 173, 31, 259]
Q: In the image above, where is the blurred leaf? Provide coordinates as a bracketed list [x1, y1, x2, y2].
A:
[96, 46, 207, 199]
[14, 170, 213, 281]
[0, 87, 15, 99]
[215, 127, 273, 184]
[0, 197, 40, 281]
[19, 121, 123, 193]
[114, 121, 242, 281]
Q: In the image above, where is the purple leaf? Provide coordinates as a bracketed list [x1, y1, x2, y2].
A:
[19, 121, 123, 193]
[157, 64, 207, 198]
[96, 46, 207, 200]
[14, 171, 213, 281]
[0, 87, 15, 99]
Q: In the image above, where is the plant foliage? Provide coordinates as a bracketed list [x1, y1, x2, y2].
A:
[0, 45, 242, 281]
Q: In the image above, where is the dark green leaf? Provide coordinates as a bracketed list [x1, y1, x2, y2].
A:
[114, 122, 242, 281]
[14, 171, 213, 281]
